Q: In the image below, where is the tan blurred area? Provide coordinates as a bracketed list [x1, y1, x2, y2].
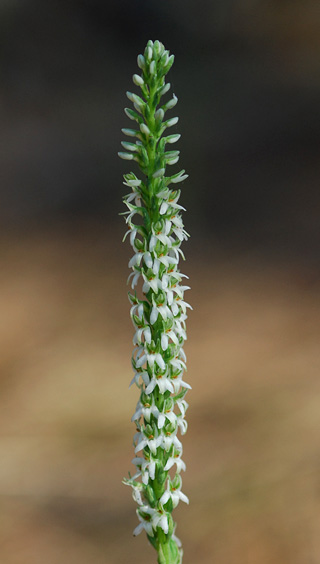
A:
[0, 223, 319, 564]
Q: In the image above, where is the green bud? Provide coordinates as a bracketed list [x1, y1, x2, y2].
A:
[163, 54, 175, 74]
[140, 123, 151, 137]
[124, 107, 141, 123]
[133, 74, 144, 86]
[137, 54, 145, 69]
[118, 151, 134, 161]
[121, 141, 139, 152]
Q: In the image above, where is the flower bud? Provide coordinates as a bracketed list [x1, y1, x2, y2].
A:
[149, 60, 155, 75]
[155, 108, 164, 123]
[140, 123, 151, 137]
[163, 94, 178, 111]
[158, 82, 171, 97]
[165, 117, 179, 128]
[165, 134, 181, 144]
[133, 74, 144, 86]
[137, 54, 145, 69]
[121, 128, 140, 137]
[118, 151, 134, 161]
[153, 168, 165, 178]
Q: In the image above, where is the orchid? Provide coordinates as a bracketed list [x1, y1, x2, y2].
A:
[119, 40, 191, 564]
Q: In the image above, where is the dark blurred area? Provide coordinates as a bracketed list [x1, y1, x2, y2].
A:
[1, 0, 319, 259]
[0, 2, 320, 564]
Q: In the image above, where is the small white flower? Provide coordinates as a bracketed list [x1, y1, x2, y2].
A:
[135, 431, 162, 455]
[133, 508, 154, 537]
[142, 271, 161, 294]
[171, 373, 191, 394]
[164, 452, 186, 473]
[157, 409, 177, 429]
[127, 269, 140, 289]
[131, 398, 160, 423]
[160, 483, 189, 509]
[150, 295, 172, 325]
[132, 456, 156, 485]
[133, 325, 152, 345]
[152, 511, 169, 534]
[129, 370, 149, 388]
[145, 371, 174, 395]
[161, 328, 179, 351]
[177, 416, 188, 435]
[171, 294, 192, 316]
[161, 428, 183, 452]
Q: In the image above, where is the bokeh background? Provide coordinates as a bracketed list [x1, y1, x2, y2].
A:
[0, 1, 320, 563]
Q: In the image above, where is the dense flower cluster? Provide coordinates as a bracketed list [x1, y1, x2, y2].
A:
[119, 40, 191, 564]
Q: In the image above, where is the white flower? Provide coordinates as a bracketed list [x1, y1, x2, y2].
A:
[129, 370, 149, 388]
[133, 325, 152, 345]
[132, 456, 156, 485]
[152, 510, 169, 534]
[171, 294, 192, 316]
[145, 371, 174, 395]
[129, 250, 153, 269]
[150, 295, 172, 325]
[142, 270, 161, 294]
[150, 219, 172, 246]
[135, 430, 162, 455]
[159, 193, 185, 215]
[127, 269, 140, 289]
[161, 328, 179, 351]
[160, 483, 189, 509]
[171, 372, 191, 394]
[164, 452, 186, 473]
[176, 398, 189, 417]
[123, 478, 144, 505]
[161, 429, 182, 452]
[157, 409, 177, 429]
[133, 507, 154, 537]
[177, 416, 188, 435]
[136, 348, 166, 372]
[131, 398, 160, 423]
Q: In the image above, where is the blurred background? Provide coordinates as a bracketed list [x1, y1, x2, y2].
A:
[0, 1, 320, 563]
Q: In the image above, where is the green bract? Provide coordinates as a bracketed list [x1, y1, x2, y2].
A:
[119, 39, 191, 564]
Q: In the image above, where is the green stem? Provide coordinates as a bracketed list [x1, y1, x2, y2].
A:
[157, 531, 181, 564]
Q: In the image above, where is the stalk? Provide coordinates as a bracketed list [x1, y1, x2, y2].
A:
[119, 39, 191, 564]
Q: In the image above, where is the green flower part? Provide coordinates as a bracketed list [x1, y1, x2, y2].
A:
[119, 39, 191, 564]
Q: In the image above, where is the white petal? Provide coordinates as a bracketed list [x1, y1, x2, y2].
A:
[149, 461, 156, 480]
[144, 252, 153, 268]
[149, 278, 159, 293]
[135, 439, 147, 453]
[161, 334, 168, 351]
[144, 327, 151, 343]
[149, 235, 157, 251]
[166, 411, 177, 425]
[145, 379, 156, 394]
[133, 522, 144, 536]
[136, 354, 146, 368]
[150, 307, 158, 325]
[160, 491, 170, 505]
[160, 202, 168, 215]
[155, 354, 165, 371]
[159, 515, 169, 534]
[164, 458, 174, 471]
[179, 491, 189, 504]
[158, 413, 165, 428]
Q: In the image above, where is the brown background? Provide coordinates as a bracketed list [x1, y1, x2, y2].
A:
[0, 1, 320, 563]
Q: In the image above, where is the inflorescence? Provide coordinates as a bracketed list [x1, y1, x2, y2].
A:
[119, 39, 191, 564]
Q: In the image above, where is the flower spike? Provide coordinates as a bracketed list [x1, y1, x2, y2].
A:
[119, 40, 190, 564]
